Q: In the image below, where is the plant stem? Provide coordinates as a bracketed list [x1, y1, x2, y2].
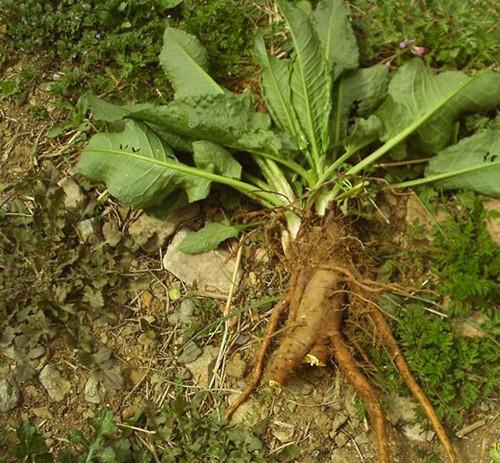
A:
[391, 160, 500, 189]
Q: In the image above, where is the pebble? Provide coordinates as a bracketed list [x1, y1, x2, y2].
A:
[329, 412, 348, 437]
[228, 393, 268, 428]
[84, 376, 106, 404]
[225, 353, 247, 379]
[122, 405, 137, 421]
[0, 379, 20, 412]
[178, 342, 203, 364]
[32, 407, 53, 420]
[334, 432, 349, 448]
[287, 377, 314, 396]
[184, 346, 218, 387]
[39, 364, 71, 402]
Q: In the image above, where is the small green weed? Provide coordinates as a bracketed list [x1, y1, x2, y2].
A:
[0, 394, 293, 462]
[351, 0, 500, 69]
[0, 167, 148, 382]
[371, 193, 499, 425]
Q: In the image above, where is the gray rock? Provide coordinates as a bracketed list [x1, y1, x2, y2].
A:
[228, 393, 268, 428]
[184, 346, 218, 388]
[84, 376, 106, 404]
[386, 394, 417, 425]
[0, 378, 20, 412]
[334, 432, 349, 448]
[329, 412, 348, 437]
[167, 298, 196, 325]
[77, 218, 97, 244]
[39, 365, 71, 402]
[178, 342, 203, 364]
[287, 377, 314, 396]
[403, 422, 433, 442]
[163, 228, 239, 297]
[226, 353, 247, 379]
[129, 205, 199, 248]
[58, 177, 84, 209]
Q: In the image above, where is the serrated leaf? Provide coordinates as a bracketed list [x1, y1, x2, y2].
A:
[254, 33, 304, 145]
[312, 0, 359, 79]
[129, 93, 282, 154]
[179, 221, 240, 254]
[277, 0, 332, 158]
[425, 129, 500, 196]
[377, 59, 500, 154]
[160, 27, 224, 99]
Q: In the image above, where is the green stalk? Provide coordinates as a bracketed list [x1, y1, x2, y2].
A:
[88, 148, 281, 207]
[346, 72, 485, 175]
[391, 160, 500, 189]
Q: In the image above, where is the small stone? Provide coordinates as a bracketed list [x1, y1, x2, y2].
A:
[102, 221, 122, 246]
[386, 395, 418, 425]
[77, 218, 97, 244]
[167, 298, 196, 325]
[122, 405, 137, 420]
[403, 422, 432, 442]
[0, 379, 20, 412]
[32, 407, 53, 420]
[479, 401, 489, 412]
[335, 432, 349, 448]
[228, 393, 268, 428]
[178, 342, 203, 364]
[287, 377, 314, 396]
[45, 438, 55, 448]
[129, 205, 199, 248]
[254, 248, 269, 263]
[184, 346, 218, 387]
[248, 272, 257, 286]
[128, 369, 143, 386]
[58, 177, 85, 209]
[453, 312, 489, 338]
[329, 412, 348, 437]
[84, 376, 106, 404]
[163, 229, 239, 297]
[314, 414, 331, 434]
[271, 421, 295, 443]
[354, 433, 369, 445]
[226, 353, 247, 379]
[39, 365, 71, 402]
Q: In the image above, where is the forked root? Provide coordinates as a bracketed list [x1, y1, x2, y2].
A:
[330, 303, 392, 463]
[369, 309, 459, 463]
[225, 298, 288, 420]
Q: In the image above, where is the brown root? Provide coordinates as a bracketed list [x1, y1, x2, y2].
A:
[225, 297, 288, 420]
[266, 269, 343, 385]
[370, 309, 459, 463]
[330, 302, 392, 463]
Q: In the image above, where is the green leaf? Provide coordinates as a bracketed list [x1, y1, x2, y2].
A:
[344, 115, 382, 152]
[277, 0, 332, 162]
[157, 0, 183, 9]
[160, 27, 224, 99]
[15, 422, 53, 462]
[332, 64, 389, 149]
[129, 93, 282, 154]
[193, 141, 242, 179]
[424, 129, 500, 196]
[77, 121, 184, 208]
[377, 59, 500, 154]
[312, 0, 359, 80]
[254, 33, 304, 147]
[87, 93, 152, 122]
[179, 221, 241, 254]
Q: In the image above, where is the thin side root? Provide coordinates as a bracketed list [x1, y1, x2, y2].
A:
[225, 298, 289, 420]
[330, 306, 392, 463]
[370, 309, 459, 463]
